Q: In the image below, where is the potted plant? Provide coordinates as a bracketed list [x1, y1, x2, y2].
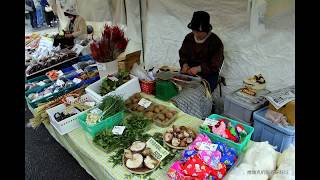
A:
[90, 25, 129, 78]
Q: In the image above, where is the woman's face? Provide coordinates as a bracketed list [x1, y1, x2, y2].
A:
[68, 15, 75, 21]
[193, 30, 208, 40]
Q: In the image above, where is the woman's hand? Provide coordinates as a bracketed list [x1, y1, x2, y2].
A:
[181, 64, 190, 74]
[65, 34, 73, 38]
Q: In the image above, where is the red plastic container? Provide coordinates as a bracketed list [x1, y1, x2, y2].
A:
[139, 80, 155, 94]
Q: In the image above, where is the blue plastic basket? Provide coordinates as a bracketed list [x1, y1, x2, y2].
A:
[252, 107, 295, 152]
[79, 54, 93, 61]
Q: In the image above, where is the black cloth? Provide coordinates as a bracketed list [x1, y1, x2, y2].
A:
[53, 35, 74, 49]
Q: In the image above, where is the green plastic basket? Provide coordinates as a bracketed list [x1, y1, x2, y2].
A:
[198, 114, 254, 153]
[155, 80, 178, 101]
[78, 110, 124, 137]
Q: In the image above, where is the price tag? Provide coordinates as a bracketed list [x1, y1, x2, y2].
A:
[203, 118, 219, 126]
[112, 126, 126, 135]
[36, 81, 46, 86]
[138, 98, 152, 108]
[108, 76, 119, 82]
[56, 79, 65, 86]
[84, 102, 96, 107]
[66, 96, 75, 103]
[57, 70, 64, 77]
[76, 69, 84, 74]
[71, 44, 85, 55]
[146, 137, 169, 161]
[72, 78, 82, 84]
[198, 142, 218, 151]
[97, 63, 107, 71]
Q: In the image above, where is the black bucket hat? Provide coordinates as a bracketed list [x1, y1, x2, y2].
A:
[187, 11, 212, 32]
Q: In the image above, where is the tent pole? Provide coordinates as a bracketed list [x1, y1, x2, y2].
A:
[139, 0, 145, 65]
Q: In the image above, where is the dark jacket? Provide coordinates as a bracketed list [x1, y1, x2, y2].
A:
[179, 32, 224, 76]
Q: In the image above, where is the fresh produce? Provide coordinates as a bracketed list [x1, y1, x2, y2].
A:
[25, 78, 51, 91]
[46, 70, 60, 81]
[99, 96, 125, 120]
[78, 71, 99, 80]
[163, 125, 196, 149]
[53, 103, 91, 122]
[100, 71, 130, 95]
[125, 93, 178, 126]
[30, 87, 87, 128]
[123, 141, 160, 172]
[25, 48, 77, 75]
[93, 113, 152, 166]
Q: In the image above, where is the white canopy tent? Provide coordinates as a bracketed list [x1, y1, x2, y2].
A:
[49, 0, 295, 113]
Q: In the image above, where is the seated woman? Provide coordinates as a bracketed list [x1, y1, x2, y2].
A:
[179, 11, 224, 92]
[53, 6, 87, 48]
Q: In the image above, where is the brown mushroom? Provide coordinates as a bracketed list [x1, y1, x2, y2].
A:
[125, 153, 144, 169]
[142, 148, 152, 156]
[144, 156, 158, 169]
[130, 141, 146, 152]
[186, 137, 193, 144]
[166, 127, 174, 133]
[171, 138, 180, 147]
[173, 125, 181, 133]
[124, 149, 133, 159]
[177, 133, 184, 139]
[164, 133, 173, 142]
[183, 131, 190, 138]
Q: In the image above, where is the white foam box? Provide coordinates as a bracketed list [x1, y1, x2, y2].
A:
[85, 74, 141, 103]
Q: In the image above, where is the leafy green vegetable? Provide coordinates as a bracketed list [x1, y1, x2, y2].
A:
[100, 71, 130, 95]
[99, 95, 125, 120]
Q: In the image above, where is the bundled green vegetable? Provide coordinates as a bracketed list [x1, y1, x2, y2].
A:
[99, 95, 125, 120]
[100, 71, 130, 95]
[93, 113, 152, 166]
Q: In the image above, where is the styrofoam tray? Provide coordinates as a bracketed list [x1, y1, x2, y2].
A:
[46, 94, 97, 135]
[85, 74, 141, 102]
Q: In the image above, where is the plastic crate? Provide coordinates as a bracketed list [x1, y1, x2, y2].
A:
[223, 90, 268, 125]
[25, 75, 53, 94]
[46, 94, 97, 135]
[198, 114, 254, 153]
[155, 80, 178, 101]
[78, 54, 92, 61]
[61, 66, 76, 74]
[78, 110, 124, 137]
[252, 107, 295, 152]
[85, 74, 141, 103]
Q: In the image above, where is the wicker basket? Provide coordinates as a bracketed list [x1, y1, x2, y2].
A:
[139, 80, 155, 94]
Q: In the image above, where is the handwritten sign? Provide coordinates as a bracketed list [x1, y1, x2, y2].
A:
[146, 138, 169, 161]
[112, 126, 126, 135]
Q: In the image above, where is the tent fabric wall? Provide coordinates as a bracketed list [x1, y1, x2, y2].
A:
[48, 0, 294, 113]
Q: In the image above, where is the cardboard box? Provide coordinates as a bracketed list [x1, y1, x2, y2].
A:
[268, 100, 295, 126]
[118, 51, 141, 71]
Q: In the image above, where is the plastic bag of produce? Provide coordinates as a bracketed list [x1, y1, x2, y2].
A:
[271, 163, 295, 180]
[277, 144, 295, 167]
[242, 141, 279, 178]
[223, 163, 268, 180]
[130, 63, 152, 81]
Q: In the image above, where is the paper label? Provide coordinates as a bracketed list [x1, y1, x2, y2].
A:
[112, 126, 126, 135]
[108, 76, 119, 82]
[203, 118, 219, 126]
[76, 69, 84, 74]
[71, 44, 85, 55]
[36, 81, 46, 86]
[97, 63, 106, 71]
[138, 98, 152, 108]
[57, 70, 64, 77]
[198, 142, 218, 151]
[72, 78, 82, 84]
[56, 79, 65, 86]
[66, 96, 75, 103]
[84, 102, 95, 107]
[146, 138, 169, 161]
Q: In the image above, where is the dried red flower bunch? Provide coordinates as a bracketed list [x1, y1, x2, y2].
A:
[90, 25, 129, 63]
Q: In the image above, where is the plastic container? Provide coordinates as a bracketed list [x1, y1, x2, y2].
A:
[140, 80, 155, 94]
[61, 66, 76, 74]
[46, 94, 97, 135]
[78, 110, 124, 137]
[78, 54, 92, 61]
[199, 114, 254, 153]
[25, 75, 53, 94]
[223, 90, 268, 125]
[85, 75, 141, 103]
[155, 80, 178, 101]
[252, 107, 295, 152]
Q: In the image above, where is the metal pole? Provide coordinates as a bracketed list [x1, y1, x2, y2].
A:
[139, 0, 145, 64]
